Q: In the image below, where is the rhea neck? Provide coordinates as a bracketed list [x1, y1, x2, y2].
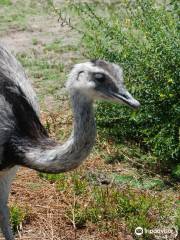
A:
[23, 89, 96, 173]
[70, 89, 96, 147]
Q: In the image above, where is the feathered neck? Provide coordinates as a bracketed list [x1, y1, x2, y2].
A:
[10, 90, 97, 173]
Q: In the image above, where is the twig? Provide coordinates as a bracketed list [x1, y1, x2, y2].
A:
[48, 0, 84, 34]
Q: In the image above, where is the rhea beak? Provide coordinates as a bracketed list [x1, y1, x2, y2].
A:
[107, 89, 140, 109]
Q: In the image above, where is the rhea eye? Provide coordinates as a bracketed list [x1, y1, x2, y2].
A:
[94, 73, 105, 82]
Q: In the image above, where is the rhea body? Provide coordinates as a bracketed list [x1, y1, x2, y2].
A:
[0, 44, 140, 240]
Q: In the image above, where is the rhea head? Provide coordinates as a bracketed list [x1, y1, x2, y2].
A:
[66, 59, 140, 109]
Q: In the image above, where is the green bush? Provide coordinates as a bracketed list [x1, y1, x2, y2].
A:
[70, 0, 179, 171]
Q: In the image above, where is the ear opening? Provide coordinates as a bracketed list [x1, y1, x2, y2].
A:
[77, 71, 84, 80]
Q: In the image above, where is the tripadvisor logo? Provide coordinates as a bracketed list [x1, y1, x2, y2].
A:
[134, 226, 178, 239]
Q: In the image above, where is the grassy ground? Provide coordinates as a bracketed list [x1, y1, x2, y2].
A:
[0, 0, 179, 239]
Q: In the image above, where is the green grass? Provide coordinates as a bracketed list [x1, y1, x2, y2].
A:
[16, 37, 80, 106]
[112, 174, 165, 190]
[44, 41, 78, 53]
[17, 52, 65, 104]
[44, 39, 62, 52]
[39, 170, 176, 240]
[0, 0, 43, 34]
[39, 172, 66, 183]
[0, 0, 12, 6]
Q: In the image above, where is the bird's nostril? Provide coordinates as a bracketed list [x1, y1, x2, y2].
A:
[120, 93, 129, 99]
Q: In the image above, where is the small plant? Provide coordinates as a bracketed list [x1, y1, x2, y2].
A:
[71, 173, 88, 195]
[39, 163, 177, 239]
[67, 184, 175, 239]
[32, 38, 38, 45]
[10, 205, 27, 232]
[39, 172, 66, 183]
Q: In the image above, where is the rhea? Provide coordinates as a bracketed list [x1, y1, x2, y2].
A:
[0, 44, 140, 240]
